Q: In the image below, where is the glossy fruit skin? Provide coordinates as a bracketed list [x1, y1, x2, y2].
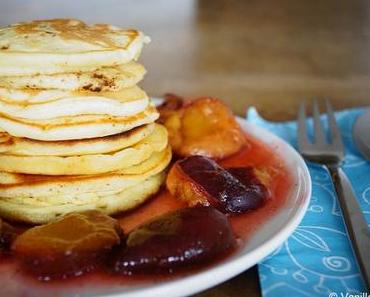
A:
[225, 167, 269, 213]
[112, 206, 236, 274]
[167, 156, 268, 214]
[12, 210, 123, 280]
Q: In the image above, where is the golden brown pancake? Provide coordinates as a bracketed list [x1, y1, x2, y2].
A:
[0, 19, 150, 76]
[0, 124, 168, 175]
[0, 103, 159, 141]
[0, 62, 146, 91]
[0, 85, 149, 121]
[0, 123, 154, 156]
[0, 172, 165, 224]
[0, 146, 171, 200]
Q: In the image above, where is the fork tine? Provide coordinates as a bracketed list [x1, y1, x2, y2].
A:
[297, 102, 310, 150]
[312, 99, 326, 145]
[325, 99, 344, 150]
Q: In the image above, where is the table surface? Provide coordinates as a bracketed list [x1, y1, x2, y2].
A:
[1, 0, 370, 296]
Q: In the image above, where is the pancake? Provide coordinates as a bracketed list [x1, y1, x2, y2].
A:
[0, 123, 168, 175]
[0, 19, 150, 76]
[0, 62, 145, 91]
[0, 82, 146, 104]
[0, 123, 154, 156]
[0, 145, 171, 200]
[0, 103, 159, 141]
[0, 85, 148, 120]
[0, 172, 164, 224]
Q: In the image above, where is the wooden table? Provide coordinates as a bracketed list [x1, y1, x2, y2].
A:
[1, 0, 370, 296]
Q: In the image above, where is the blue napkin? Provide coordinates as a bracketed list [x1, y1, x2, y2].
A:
[246, 107, 369, 296]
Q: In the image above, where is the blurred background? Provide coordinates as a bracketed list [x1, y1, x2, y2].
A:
[1, 0, 370, 120]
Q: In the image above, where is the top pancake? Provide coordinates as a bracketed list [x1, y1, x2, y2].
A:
[0, 19, 150, 76]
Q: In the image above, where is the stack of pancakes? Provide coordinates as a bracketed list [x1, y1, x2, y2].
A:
[0, 19, 171, 224]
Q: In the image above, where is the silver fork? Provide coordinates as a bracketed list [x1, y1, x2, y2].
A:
[298, 99, 370, 290]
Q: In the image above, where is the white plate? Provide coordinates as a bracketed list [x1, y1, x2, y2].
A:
[1, 116, 311, 297]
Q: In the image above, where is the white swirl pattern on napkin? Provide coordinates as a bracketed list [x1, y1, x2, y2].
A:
[247, 108, 369, 296]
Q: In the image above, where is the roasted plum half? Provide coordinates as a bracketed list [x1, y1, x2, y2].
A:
[158, 94, 246, 159]
[12, 210, 123, 280]
[167, 156, 269, 214]
[112, 206, 235, 274]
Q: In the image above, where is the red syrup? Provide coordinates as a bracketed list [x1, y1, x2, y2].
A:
[0, 132, 294, 296]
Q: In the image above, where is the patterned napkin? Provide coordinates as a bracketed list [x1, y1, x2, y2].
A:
[246, 107, 369, 296]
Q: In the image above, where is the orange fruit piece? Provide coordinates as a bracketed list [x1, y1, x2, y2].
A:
[158, 95, 247, 160]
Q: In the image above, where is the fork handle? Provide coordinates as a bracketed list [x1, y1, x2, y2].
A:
[328, 166, 370, 290]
